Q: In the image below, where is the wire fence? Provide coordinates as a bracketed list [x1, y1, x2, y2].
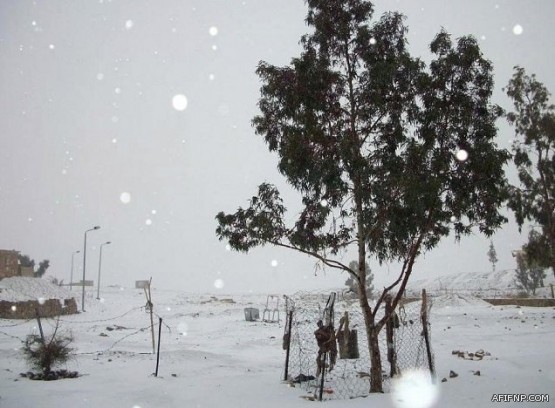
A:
[283, 290, 434, 401]
[0, 304, 171, 357]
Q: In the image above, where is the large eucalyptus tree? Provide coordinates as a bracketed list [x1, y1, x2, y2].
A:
[216, 0, 508, 392]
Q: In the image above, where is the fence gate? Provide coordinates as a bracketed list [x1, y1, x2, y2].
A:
[283, 290, 435, 401]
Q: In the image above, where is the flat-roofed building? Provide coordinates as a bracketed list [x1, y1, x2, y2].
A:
[0, 250, 20, 280]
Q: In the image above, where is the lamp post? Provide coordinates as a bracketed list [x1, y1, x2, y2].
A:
[69, 250, 80, 290]
[96, 241, 111, 300]
[82, 225, 100, 312]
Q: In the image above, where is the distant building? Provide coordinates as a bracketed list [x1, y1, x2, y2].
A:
[0, 250, 20, 280]
[20, 266, 34, 277]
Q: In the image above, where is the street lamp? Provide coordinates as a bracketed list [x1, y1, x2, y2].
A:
[69, 250, 80, 290]
[82, 225, 100, 312]
[96, 241, 111, 300]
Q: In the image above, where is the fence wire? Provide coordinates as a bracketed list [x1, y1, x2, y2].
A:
[283, 290, 434, 401]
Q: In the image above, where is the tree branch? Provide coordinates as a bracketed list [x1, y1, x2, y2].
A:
[268, 239, 356, 278]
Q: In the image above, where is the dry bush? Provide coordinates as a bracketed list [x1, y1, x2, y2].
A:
[22, 320, 74, 376]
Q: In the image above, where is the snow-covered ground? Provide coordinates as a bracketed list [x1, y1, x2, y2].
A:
[0, 284, 554, 408]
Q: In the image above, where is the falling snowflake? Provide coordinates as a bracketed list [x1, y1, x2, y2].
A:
[455, 149, 468, 162]
[96, 73, 104, 81]
[120, 192, 131, 204]
[513, 24, 523, 35]
[214, 279, 224, 289]
[145, 219, 152, 226]
[49, 44, 55, 50]
[125, 20, 134, 30]
[391, 369, 439, 408]
[271, 259, 278, 267]
[172, 94, 188, 111]
[369, 37, 377, 45]
[209, 26, 218, 36]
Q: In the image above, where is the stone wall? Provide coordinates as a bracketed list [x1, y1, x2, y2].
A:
[0, 297, 78, 319]
[483, 298, 555, 307]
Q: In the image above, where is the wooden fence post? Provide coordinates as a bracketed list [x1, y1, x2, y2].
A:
[35, 308, 45, 344]
[385, 296, 399, 377]
[143, 277, 155, 354]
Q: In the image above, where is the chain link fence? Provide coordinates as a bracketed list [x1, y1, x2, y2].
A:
[282, 290, 434, 401]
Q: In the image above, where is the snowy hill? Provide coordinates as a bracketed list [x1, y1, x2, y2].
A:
[406, 269, 555, 298]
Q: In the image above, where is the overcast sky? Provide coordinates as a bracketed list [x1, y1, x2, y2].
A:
[1, 0, 554, 294]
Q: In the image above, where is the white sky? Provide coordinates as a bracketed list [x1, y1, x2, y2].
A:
[0, 0, 554, 293]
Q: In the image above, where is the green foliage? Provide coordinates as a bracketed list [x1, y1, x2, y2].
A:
[217, 0, 508, 270]
[513, 251, 546, 295]
[505, 67, 555, 276]
[22, 326, 74, 375]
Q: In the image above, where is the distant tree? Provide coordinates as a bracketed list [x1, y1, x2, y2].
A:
[345, 260, 373, 299]
[216, 0, 508, 392]
[505, 67, 555, 278]
[513, 250, 545, 295]
[487, 241, 498, 272]
[35, 260, 50, 278]
[18, 254, 35, 269]
[17, 254, 50, 278]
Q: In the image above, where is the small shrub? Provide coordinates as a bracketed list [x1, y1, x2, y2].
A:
[22, 323, 74, 376]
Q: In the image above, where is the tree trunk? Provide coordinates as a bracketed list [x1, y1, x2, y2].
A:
[368, 323, 384, 393]
[360, 297, 383, 393]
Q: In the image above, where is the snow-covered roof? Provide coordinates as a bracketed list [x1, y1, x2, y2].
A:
[0, 276, 76, 302]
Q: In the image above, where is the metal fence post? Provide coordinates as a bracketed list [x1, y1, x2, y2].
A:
[283, 310, 293, 381]
[420, 289, 435, 382]
[155, 317, 162, 377]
